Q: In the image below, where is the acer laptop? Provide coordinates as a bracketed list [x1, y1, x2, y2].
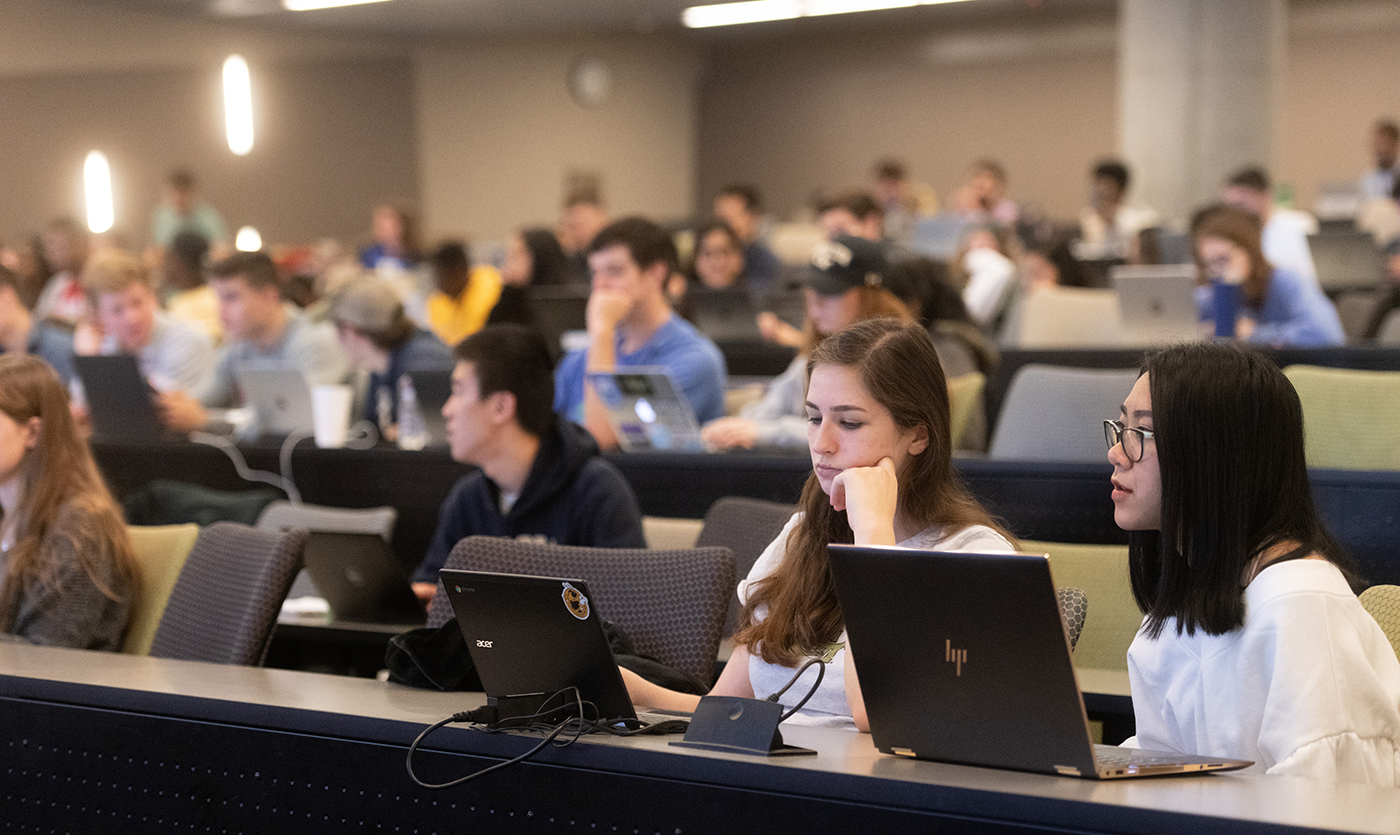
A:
[236, 368, 315, 437]
[72, 355, 163, 444]
[301, 532, 425, 626]
[442, 569, 671, 725]
[826, 545, 1252, 779]
[1111, 264, 1201, 345]
[586, 368, 704, 452]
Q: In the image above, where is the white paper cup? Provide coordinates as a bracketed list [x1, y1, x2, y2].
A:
[311, 384, 353, 448]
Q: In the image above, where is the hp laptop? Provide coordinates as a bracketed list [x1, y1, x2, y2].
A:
[72, 355, 163, 443]
[586, 368, 704, 452]
[236, 368, 314, 436]
[827, 545, 1252, 779]
[1111, 265, 1201, 345]
[301, 532, 425, 626]
[441, 569, 656, 724]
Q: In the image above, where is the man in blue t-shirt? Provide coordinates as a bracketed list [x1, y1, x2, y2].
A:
[554, 217, 727, 451]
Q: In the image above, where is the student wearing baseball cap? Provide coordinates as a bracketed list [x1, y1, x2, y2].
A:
[702, 235, 912, 451]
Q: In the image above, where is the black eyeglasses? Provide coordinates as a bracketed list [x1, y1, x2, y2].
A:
[1103, 419, 1155, 462]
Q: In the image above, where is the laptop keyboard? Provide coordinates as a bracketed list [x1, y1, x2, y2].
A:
[1093, 744, 1213, 768]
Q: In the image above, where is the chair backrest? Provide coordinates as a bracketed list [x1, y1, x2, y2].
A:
[695, 496, 797, 636]
[1055, 587, 1089, 651]
[1359, 585, 1400, 661]
[1376, 309, 1400, 345]
[1012, 287, 1126, 349]
[1334, 289, 1381, 344]
[428, 537, 735, 685]
[1282, 364, 1400, 470]
[1024, 540, 1136, 671]
[148, 522, 308, 666]
[642, 516, 704, 551]
[255, 500, 397, 541]
[989, 365, 1141, 462]
[946, 371, 986, 452]
[121, 523, 201, 655]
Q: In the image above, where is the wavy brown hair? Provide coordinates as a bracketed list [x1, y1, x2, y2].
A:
[0, 356, 136, 630]
[735, 319, 1014, 666]
[1190, 204, 1273, 308]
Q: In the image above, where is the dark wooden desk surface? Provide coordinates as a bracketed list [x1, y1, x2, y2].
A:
[4, 644, 1397, 835]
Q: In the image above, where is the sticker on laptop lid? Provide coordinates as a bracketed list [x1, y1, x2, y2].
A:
[561, 581, 590, 620]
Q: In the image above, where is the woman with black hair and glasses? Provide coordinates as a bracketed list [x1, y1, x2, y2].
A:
[1106, 342, 1400, 785]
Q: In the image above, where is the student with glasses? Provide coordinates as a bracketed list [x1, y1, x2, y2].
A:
[1107, 342, 1400, 785]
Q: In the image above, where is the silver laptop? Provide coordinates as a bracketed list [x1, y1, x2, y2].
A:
[1111, 264, 1201, 345]
[1308, 232, 1383, 292]
[586, 368, 704, 452]
[827, 544, 1252, 779]
[236, 368, 314, 436]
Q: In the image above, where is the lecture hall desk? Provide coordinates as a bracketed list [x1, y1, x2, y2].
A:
[4, 643, 1398, 835]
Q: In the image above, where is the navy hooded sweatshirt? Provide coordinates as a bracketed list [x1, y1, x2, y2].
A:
[412, 419, 645, 583]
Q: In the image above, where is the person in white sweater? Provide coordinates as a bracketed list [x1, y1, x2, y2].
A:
[1107, 342, 1400, 786]
[623, 319, 1015, 728]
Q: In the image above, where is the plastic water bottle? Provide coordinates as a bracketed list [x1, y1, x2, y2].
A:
[396, 375, 428, 451]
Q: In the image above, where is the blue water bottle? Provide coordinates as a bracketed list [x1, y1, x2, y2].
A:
[1211, 278, 1242, 340]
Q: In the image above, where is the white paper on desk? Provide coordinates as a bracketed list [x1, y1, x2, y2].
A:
[280, 597, 331, 617]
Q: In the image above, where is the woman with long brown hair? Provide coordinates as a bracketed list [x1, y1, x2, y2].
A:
[0, 355, 136, 649]
[624, 318, 1014, 729]
[1190, 204, 1343, 347]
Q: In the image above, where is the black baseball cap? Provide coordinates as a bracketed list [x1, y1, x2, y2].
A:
[805, 235, 887, 296]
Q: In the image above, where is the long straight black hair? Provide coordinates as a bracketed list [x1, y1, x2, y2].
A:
[1129, 343, 1360, 638]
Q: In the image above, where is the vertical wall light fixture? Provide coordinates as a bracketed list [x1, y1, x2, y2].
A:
[223, 55, 254, 156]
[84, 151, 114, 234]
[235, 226, 263, 252]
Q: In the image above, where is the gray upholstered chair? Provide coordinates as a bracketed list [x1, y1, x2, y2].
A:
[694, 496, 796, 635]
[148, 522, 308, 666]
[989, 364, 1142, 462]
[1056, 587, 1089, 651]
[427, 536, 735, 686]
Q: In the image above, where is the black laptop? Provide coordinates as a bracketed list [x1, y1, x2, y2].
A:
[72, 354, 163, 443]
[827, 545, 1252, 779]
[441, 569, 666, 725]
[301, 532, 424, 626]
[687, 288, 762, 342]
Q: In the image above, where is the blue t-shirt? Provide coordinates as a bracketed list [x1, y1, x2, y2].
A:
[554, 315, 728, 424]
[1195, 267, 1345, 348]
[20, 324, 76, 386]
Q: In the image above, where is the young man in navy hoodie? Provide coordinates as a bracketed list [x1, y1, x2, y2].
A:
[410, 323, 646, 604]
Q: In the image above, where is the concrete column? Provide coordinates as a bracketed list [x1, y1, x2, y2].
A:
[1118, 0, 1286, 227]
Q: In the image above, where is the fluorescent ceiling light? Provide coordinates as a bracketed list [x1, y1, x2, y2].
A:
[283, 0, 394, 10]
[84, 151, 114, 234]
[223, 55, 254, 156]
[683, 0, 971, 28]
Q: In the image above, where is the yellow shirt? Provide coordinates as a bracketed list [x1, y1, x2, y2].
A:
[426, 266, 503, 348]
